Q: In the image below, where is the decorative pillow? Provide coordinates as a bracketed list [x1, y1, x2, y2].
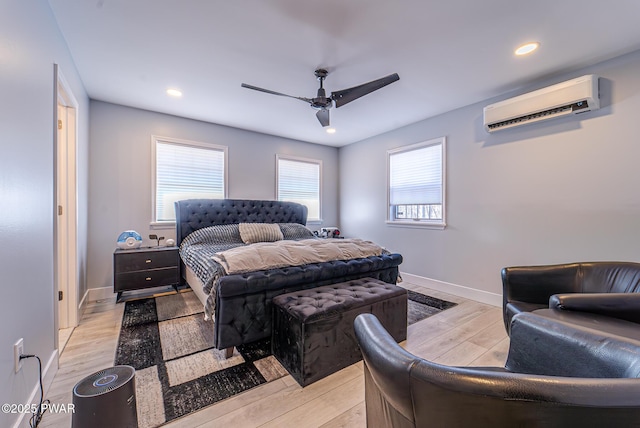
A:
[239, 223, 284, 244]
[181, 224, 242, 247]
[278, 223, 315, 240]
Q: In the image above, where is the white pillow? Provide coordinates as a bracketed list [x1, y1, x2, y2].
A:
[239, 223, 284, 244]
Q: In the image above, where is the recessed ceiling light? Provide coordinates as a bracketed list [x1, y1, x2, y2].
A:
[515, 42, 540, 56]
[326, 127, 336, 134]
[166, 88, 182, 97]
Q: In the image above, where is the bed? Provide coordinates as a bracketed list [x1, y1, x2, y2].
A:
[175, 198, 403, 354]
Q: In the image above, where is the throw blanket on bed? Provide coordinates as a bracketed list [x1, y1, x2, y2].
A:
[212, 238, 384, 274]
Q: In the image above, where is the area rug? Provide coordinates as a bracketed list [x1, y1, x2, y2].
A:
[115, 288, 456, 427]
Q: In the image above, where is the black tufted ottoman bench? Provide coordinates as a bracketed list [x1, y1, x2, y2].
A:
[271, 277, 407, 387]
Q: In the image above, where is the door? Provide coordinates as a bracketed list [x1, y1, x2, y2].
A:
[54, 65, 79, 350]
[57, 102, 70, 329]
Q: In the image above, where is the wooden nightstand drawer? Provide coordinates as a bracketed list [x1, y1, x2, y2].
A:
[113, 246, 180, 299]
[115, 267, 179, 292]
[114, 248, 178, 273]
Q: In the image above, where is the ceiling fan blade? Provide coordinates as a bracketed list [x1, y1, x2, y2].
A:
[241, 83, 311, 103]
[316, 109, 330, 127]
[331, 73, 400, 108]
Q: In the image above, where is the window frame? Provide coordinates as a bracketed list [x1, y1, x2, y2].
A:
[275, 154, 323, 224]
[386, 137, 447, 229]
[151, 135, 228, 228]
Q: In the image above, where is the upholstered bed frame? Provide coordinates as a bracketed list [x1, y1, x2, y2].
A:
[175, 199, 308, 247]
[175, 198, 403, 353]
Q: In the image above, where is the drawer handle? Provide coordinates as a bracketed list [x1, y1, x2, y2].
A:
[145, 259, 152, 263]
[145, 277, 152, 281]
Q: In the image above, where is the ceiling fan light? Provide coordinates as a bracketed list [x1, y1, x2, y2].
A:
[326, 127, 336, 134]
[166, 88, 183, 97]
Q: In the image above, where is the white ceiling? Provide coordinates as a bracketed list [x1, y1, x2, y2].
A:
[48, 0, 640, 147]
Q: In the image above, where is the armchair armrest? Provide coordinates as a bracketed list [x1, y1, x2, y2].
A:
[502, 264, 582, 306]
[550, 293, 640, 324]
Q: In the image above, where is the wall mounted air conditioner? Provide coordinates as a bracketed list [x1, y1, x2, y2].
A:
[483, 74, 600, 133]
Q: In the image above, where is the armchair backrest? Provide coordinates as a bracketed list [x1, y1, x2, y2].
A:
[354, 313, 640, 428]
[354, 313, 416, 427]
[579, 262, 640, 293]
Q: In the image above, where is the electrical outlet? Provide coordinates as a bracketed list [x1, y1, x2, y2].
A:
[14, 338, 24, 373]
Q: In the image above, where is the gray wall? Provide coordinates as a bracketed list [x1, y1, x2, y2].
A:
[340, 49, 640, 298]
[0, 1, 89, 426]
[87, 101, 339, 290]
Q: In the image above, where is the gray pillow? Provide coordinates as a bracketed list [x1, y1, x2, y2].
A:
[239, 223, 284, 244]
[279, 223, 315, 240]
[181, 224, 242, 246]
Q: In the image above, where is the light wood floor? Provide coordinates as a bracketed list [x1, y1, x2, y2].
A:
[58, 328, 74, 355]
[40, 282, 509, 428]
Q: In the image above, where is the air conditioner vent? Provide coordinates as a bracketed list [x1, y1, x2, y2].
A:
[484, 75, 599, 132]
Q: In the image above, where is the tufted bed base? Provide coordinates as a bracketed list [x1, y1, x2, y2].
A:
[175, 199, 403, 354]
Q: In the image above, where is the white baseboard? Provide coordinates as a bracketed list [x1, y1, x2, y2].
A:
[401, 272, 502, 307]
[86, 286, 116, 302]
[13, 350, 58, 428]
[78, 288, 89, 316]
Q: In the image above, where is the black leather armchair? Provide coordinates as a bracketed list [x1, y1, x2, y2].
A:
[502, 261, 640, 333]
[354, 313, 640, 428]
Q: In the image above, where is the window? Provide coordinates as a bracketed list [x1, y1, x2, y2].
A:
[152, 136, 227, 224]
[387, 137, 446, 228]
[276, 155, 322, 222]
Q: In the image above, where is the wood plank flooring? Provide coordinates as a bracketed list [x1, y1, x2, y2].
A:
[39, 282, 508, 428]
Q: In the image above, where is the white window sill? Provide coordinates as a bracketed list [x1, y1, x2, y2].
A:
[306, 219, 323, 225]
[150, 221, 176, 230]
[385, 220, 446, 230]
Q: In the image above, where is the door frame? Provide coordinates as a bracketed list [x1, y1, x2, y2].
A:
[53, 64, 79, 345]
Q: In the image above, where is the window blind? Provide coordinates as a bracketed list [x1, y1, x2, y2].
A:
[155, 140, 225, 222]
[277, 158, 320, 220]
[389, 143, 442, 205]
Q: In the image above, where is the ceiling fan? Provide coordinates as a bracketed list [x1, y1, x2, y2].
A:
[241, 69, 400, 128]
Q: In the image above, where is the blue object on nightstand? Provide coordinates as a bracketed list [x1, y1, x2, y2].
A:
[117, 230, 143, 249]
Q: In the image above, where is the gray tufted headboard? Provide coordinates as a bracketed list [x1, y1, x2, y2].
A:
[174, 199, 308, 246]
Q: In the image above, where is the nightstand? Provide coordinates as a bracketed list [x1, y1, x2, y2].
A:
[113, 246, 179, 302]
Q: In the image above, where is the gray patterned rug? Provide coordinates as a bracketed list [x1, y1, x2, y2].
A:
[407, 289, 457, 324]
[115, 288, 455, 427]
